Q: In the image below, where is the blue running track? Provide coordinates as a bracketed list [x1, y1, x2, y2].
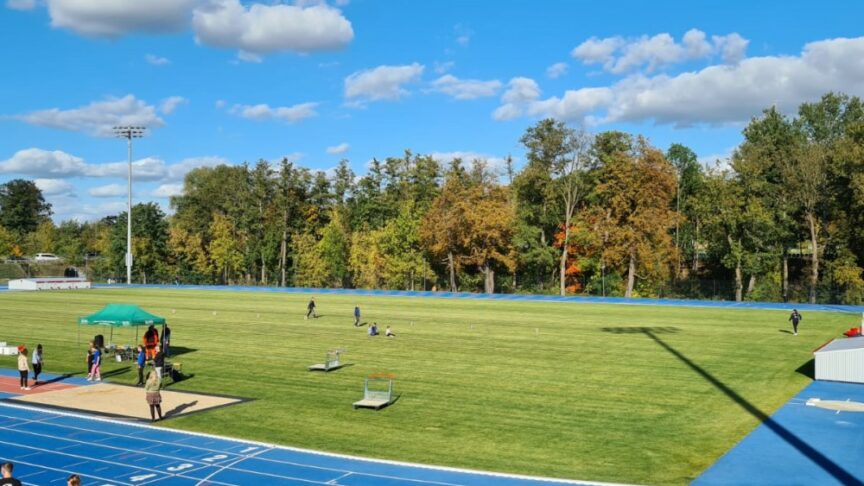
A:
[0, 402, 599, 486]
[9, 283, 857, 314]
[695, 380, 864, 486]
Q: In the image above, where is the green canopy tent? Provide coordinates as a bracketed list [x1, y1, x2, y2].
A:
[77, 304, 166, 348]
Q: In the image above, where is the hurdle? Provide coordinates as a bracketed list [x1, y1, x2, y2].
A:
[307, 348, 346, 372]
[353, 373, 395, 410]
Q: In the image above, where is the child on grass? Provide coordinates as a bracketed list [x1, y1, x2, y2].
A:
[87, 343, 101, 381]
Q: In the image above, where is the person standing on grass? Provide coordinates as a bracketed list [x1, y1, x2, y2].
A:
[144, 370, 163, 422]
[87, 343, 101, 381]
[0, 462, 22, 486]
[162, 324, 171, 357]
[153, 350, 165, 382]
[32, 344, 43, 385]
[306, 298, 317, 320]
[354, 305, 361, 327]
[143, 325, 159, 359]
[16, 346, 30, 391]
[86, 340, 94, 375]
[789, 309, 803, 336]
[136, 345, 146, 386]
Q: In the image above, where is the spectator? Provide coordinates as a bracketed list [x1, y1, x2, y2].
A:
[17, 346, 30, 391]
[87, 343, 101, 382]
[32, 344, 43, 385]
[135, 345, 146, 386]
[67, 474, 81, 486]
[368, 322, 379, 336]
[86, 341, 94, 375]
[143, 325, 159, 360]
[161, 325, 172, 356]
[153, 350, 165, 382]
[385, 326, 396, 338]
[0, 462, 21, 486]
[144, 370, 163, 422]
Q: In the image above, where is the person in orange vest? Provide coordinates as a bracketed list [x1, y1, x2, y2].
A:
[143, 325, 159, 360]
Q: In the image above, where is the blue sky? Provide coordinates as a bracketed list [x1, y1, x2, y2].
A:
[2, 0, 863, 221]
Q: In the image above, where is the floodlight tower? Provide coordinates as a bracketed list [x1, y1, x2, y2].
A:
[112, 126, 146, 285]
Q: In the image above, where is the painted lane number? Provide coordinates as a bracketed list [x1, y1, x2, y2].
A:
[167, 463, 194, 472]
[130, 473, 157, 482]
[201, 454, 228, 463]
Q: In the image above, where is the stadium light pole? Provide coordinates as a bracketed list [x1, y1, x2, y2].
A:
[112, 126, 145, 285]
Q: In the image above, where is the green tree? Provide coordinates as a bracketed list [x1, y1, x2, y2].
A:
[109, 203, 169, 283]
[592, 137, 678, 297]
[0, 179, 51, 235]
[208, 212, 245, 284]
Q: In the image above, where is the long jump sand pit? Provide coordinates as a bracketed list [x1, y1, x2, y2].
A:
[8, 383, 246, 421]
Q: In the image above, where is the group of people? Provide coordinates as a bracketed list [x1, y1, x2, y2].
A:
[308, 299, 397, 337]
[1, 462, 78, 486]
[14, 344, 43, 391]
[367, 322, 395, 338]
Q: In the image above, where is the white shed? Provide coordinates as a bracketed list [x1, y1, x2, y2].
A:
[814, 337, 864, 384]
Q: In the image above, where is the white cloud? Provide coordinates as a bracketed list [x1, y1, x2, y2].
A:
[433, 61, 455, 74]
[86, 157, 168, 181]
[16, 95, 164, 137]
[192, 0, 353, 57]
[430, 151, 512, 175]
[89, 184, 127, 197]
[152, 183, 184, 198]
[46, 0, 197, 37]
[326, 143, 349, 155]
[453, 24, 472, 46]
[215, 99, 226, 109]
[494, 36, 864, 127]
[683, 29, 712, 58]
[546, 62, 568, 79]
[229, 102, 318, 123]
[165, 156, 229, 181]
[160, 96, 188, 115]
[572, 29, 749, 74]
[145, 54, 170, 66]
[54, 200, 128, 223]
[430, 75, 501, 100]
[344, 63, 424, 103]
[0, 148, 89, 176]
[571, 36, 624, 66]
[6, 0, 35, 10]
[10, 153, 218, 182]
[713, 33, 749, 64]
[493, 77, 542, 121]
[35, 178, 75, 196]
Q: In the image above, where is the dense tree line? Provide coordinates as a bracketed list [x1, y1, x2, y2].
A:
[3, 92, 864, 304]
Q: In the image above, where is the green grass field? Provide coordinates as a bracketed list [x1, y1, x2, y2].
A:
[0, 288, 855, 484]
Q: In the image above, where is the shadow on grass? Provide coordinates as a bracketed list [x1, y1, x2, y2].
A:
[779, 329, 794, 334]
[164, 400, 198, 419]
[101, 366, 131, 378]
[165, 346, 196, 357]
[163, 373, 195, 388]
[601, 326, 862, 486]
[796, 359, 815, 379]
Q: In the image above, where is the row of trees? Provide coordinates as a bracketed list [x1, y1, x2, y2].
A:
[2, 92, 864, 304]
